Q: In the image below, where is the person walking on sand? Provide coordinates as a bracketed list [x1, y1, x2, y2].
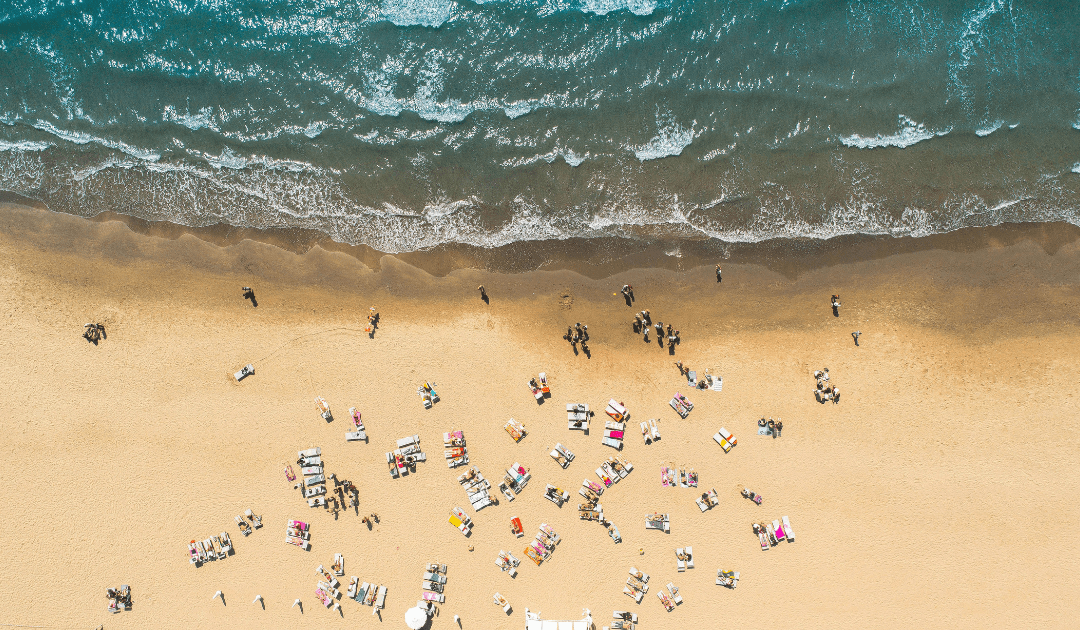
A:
[852, 330, 861, 346]
[478, 285, 487, 302]
[582, 325, 589, 341]
[715, 264, 722, 283]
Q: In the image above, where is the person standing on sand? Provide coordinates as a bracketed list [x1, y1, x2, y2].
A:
[852, 330, 861, 346]
[715, 264, 722, 283]
[478, 285, 487, 301]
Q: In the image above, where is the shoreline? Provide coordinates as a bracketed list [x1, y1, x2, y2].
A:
[4, 192, 1080, 280]
[0, 195, 1078, 629]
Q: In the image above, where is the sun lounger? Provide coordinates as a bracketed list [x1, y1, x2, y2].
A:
[298, 448, 321, 458]
[307, 497, 326, 508]
[300, 465, 322, 476]
[493, 592, 512, 613]
[626, 576, 649, 592]
[782, 515, 795, 541]
[504, 419, 527, 442]
[355, 582, 368, 603]
[235, 515, 252, 536]
[219, 532, 232, 555]
[346, 430, 366, 441]
[373, 585, 386, 609]
[645, 513, 670, 532]
[667, 582, 683, 604]
[669, 397, 689, 418]
[286, 536, 310, 550]
[298, 455, 321, 466]
[596, 467, 614, 487]
[524, 545, 543, 565]
[602, 436, 622, 449]
[567, 403, 589, 412]
[629, 567, 649, 583]
[396, 435, 418, 448]
[713, 431, 735, 452]
[716, 569, 740, 588]
[601, 461, 621, 481]
[244, 509, 261, 528]
[772, 519, 787, 541]
[304, 485, 326, 498]
[676, 547, 686, 572]
[304, 474, 325, 485]
[606, 399, 629, 421]
[685, 546, 694, 568]
[656, 590, 675, 611]
[568, 418, 589, 430]
[623, 585, 644, 603]
[756, 525, 769, 550]
[449, 514, 471, 535]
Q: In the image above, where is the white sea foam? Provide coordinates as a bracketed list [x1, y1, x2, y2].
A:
[839, 115, 950, 149]
[162, 105, 216, 131]
[503, 101, 535, 120]
[632, 120, 695, 161]
[576, 0, 661, 16]
[0, 140, 53, 152]
[380, 0, 454, 27]
[975, 120, 1004, 137]
[1072, 163, 1080, 174]
[32, 120, 162, 161]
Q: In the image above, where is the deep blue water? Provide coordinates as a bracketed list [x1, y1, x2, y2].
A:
[1, 0, 1078, 252]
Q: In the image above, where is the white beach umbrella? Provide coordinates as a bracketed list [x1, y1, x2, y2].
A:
[253, 595, 263, 604]
[405, 606, 428, 629]
[212, 590, 223, 602]
[293, 598, 302, 609]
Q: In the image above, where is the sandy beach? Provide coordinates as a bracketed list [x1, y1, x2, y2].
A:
[1, 202, 1078, 629]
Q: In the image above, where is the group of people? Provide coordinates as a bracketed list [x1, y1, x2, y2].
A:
[563, 322, 590, 354]
[83, 322, 105, 344]
[632, 310, 680, 347]
[813, 369, 840, 403]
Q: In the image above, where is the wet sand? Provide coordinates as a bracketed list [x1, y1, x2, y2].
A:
[0, 202, 1078, 629]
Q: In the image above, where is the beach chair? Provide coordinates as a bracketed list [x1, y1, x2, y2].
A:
[667, 582, 683, 605]
[623, 585, 644, 603]
[304, 474, 325, 486]
[568, 418, 589, 430]
[676, 548, 686, 572]
[626, 576, 648, 593]
[188, 541, 199, 563]
[602, 461, 621, 482]
[419, 387, 433, 408]
[304, 485, 326, 498]
[299, 454, 321, 466]
[602, 437, 622, 449]
[549, 450, 569, 469]
[314, 397, 331, 421]
[713, 430, 735, 452]
[716, 569, 740, 588]
[219, 532, 232, 555]
[234, 364, 254, 381]
[650, 418, 661, 441]
[783, 515, 794, 541]
[766, 522, 779, 545]
[300, 465, 322, 476]
[449, 514, 471, 535]
[346, 430, 366, 441]
[504, 418, 527, 442]
[211, 536, 225, 559]
[298, 447, 321, 458]
[773, 519, 786, 541]
[606, 399, 629, 421]
[629, 567, 649, 582]
[524, 545, 543, 565]
[685, 546, 694, 568]
[285, 536, 310, 550]
[609, 524, 622, 543]
[236, 515, 252, 536]
[307, 497, 326, 508]
[374, 585, 387, 609]
[493, 592, 512, 613]
[539, 372, 549, 393]
[529, 380, 543, 400]
[669, 397, 689, 419]
[596, 467, 614, 487]
[755, 524, 769, 550]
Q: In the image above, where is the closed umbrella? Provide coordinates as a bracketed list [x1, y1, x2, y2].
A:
[405, 606, 428, 629]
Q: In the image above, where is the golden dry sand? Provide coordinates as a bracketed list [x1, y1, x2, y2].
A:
[1, 204, 1078, 629]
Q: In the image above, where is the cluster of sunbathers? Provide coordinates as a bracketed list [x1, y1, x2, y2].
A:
[83, 322, 105, 344]
[106, 585, 131, 613]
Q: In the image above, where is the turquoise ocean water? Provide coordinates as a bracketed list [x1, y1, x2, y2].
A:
[1, 0, 1078, 252]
